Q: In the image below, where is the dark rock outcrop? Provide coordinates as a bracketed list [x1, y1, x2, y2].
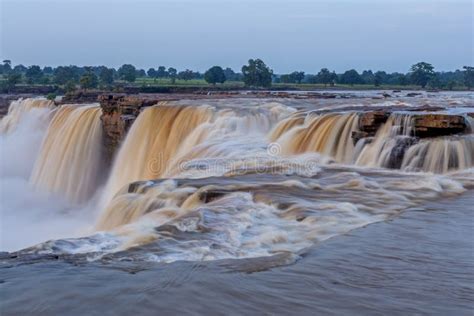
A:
[412, 114, 468, 137]
[61, 91, 102, 104]
[358, 111, 391, 135]
[99, 94, 156, 163]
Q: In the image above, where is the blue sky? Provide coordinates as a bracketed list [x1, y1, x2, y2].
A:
[1, 0, 472, 73]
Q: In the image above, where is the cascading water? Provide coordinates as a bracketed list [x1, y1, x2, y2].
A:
[353, 113, 474, 172]
[2, 95, 473, 264]
[270, 110, 473, 173]
[100, 102, 292, 208]
[1, 100, 100, 250]
[30, 104, 103, 203]
[270, 112, 360, 163]
[0, 98, 54, 134]
[354, 114, 415, 168]
[401, 137, 474, 173]
[101, 104, 213, 206]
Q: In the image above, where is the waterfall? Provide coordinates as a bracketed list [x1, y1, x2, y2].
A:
[101, 104, 213, 205]
[401, 137, 474, 173]
[354, 114, 415, 168]
[271, 112, 359, 164]
[270, 111, 473, 173]
[354, 113, 474, 172]
[100, 102, 290, 207]
[30, 104, 103, 203]
[0, 98, 54, 134]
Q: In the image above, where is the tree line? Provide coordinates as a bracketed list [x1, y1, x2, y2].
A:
[0, 59, 472, 91]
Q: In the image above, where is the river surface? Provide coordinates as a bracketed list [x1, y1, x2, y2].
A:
[1, 191, 472, 315]
[0, 91, 473, 315]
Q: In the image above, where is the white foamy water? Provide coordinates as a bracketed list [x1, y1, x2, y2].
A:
[1, 95, 473, 263]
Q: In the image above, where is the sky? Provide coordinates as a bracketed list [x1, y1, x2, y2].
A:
[0, 0, 472, 73]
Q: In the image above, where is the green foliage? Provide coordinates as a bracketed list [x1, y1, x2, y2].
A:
[339, 69, 363, 86]
[361, 70, 374, 85]
[463, 66, 474, 89]
[242, 59, 273, 88]
[80, 71, 99, 90]
[118, 64, 137, 82]
[136, 69, 146, 77]
[0, 60, 12, 75]
[178, 69, 196, 81]
[46, 93, 57, 101]
[43, 66, 53, 74]
[280, 71, 305, 84]
[168, 67, 177, 84]
[204, 66, 226, 85]
[25, 65, 43, 84]
[147, 68, 157, 79]
[446, 80, 456, 90]
[157, 66, 168, 78]
[99, 67, 114, 85]
[7, 72, 22, 85]
[410, 62, 435, 88]
[316, 68, 337, 86]
[427, 75, 441, 89]
[54, 66, 79, 85]
[374, 71, 386, 87]
[64, 80, 77, 93]
[223, 68, 242, 81]
[13, 64, 27, 74]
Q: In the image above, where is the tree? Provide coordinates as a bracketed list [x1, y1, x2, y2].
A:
[427, 75, 441, 90]
[316, 68, 333, 87]
[361, 70, 374, 85]
[80, 71, 98, 90]
[223, 67, 238, 81]
[1, 60, 12, 74]
[289, 71, 305, 84]
[99, 67, 114, 85]
[463, 66, 474, 89]
[168, 67, 177, 84]
[147, 68, 157, 80]
[118, 64, 136, 82]
[54, 66, 79, 85]
[136, 69, 146, 78]
[25, 65, 43, 84]
[340, 69, 363, 86]
[157, 66, 167, 78]
[7, 72, 22, 85]
[410, 62, 435, 88]
[43, 66, 53, 75]
[279, 74, 292, 83]
[64, 80, 77, 93]
[204, 66, 226, 85]
[178, 69, 195, 81]
[374, 71, 385, 87]
[397, 74, 408, 86]
[241, 58, 273, 88]
[446, 80, 456, 91]
[13, 65, 27, 74]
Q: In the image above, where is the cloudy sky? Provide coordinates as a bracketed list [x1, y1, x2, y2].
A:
[1, 0, 472, 73]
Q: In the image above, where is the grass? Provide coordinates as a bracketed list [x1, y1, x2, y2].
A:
[1, 76, 471, 92]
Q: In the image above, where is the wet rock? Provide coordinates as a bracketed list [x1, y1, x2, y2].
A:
[351, 131, 370, 144]
[358, 111, 390, 135]
[385, 137, 418, 169]
[99, 94, 160, 163]
[412, 114, 468, 137]
[61, 90, 102, 104]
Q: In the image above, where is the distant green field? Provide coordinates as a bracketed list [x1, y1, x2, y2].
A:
[1, 75, 470, 92]
[131, 78, 431, 91]
[134, 78, 244, 87]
